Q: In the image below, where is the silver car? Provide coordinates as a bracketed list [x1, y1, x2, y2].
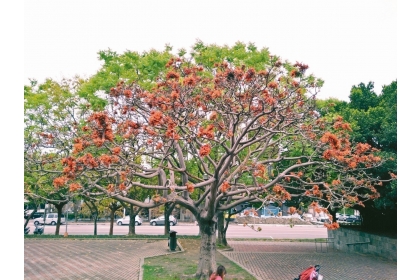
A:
[116, 215, 142, 226]
[149, 215, 177, 226]
[33, 213, 66, 225]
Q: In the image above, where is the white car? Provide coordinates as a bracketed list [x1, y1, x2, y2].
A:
[149, 215, 177, 226]
[116, 215, 142, 226]
[337, 214, 349, 221]
[302, 213, 314, 221]
[33, 213, 66, 225]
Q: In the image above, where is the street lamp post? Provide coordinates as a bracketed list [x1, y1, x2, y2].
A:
[43, 201, 48, 225]
[65, 209, 68, 232]
[64, 203, 69, 237]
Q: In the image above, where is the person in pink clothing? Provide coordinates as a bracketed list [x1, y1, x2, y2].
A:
[209, 265, 226, 280]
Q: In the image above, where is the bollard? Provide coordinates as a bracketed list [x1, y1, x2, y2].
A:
[168, 230, 177, 251]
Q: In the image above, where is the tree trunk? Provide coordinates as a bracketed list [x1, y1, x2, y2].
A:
[108, 201, 122, 235]
[93, 213, 98, 236]
[128, 211, 136, 236]
[128, 204, 141, 236]
[217, 212, 228, 246]
[24, 210, 35, 228]
[327, 206, 338, 223]
[54, 203, 66, 236]
[73, 198, 79, 222]
[164, 203, 175, 235]
[84, 199, 99, 236]
[109, 209, 115, 236]
[195, 219, 217, 279]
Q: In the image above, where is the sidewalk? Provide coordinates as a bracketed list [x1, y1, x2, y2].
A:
[24, 238, 397, 280]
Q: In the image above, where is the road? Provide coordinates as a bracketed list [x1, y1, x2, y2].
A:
[27, 222, 328, 239]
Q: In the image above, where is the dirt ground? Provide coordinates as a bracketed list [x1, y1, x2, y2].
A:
[143, 237, 256, 280]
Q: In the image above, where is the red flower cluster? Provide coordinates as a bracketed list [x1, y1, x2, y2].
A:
[198, 125, 215, 139]
[166, 71, 180, 80]
[288, 206, 297, 214]
[69, 183, 82, 192]
[156, 142, 163, 150]
[245, 68, 256, 82]
[209, 111, 218, 121]
[62, 157, 77, 178]
[107, 184, 115, 193]
[149, 110, 163, 126]
[199, 144, 211, 157]
[77, 153, 99, 169]
[183, 75, 197, 86]
[220, 181, 230, 193]
[320, 132, 340, 149]
[53, 176, 68, 188]
[99, 154, 114, 167]
[253, 164, 266, 178]
[123, 89, 132, 98]
[325, 222, 340, 230]
[186, 182, 194, 193]
[112, 147, 121, 155]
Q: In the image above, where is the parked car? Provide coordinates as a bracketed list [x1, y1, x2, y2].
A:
[116, 215, 142, 226]
[24, 210, 44, 219]
[32, 212, 45, 219]
[224, 212, 237, 221]
[302, 213, 314, 221]
[337, 214, 349, 221]
[24, 209, 32, 219]
[149, 215, 177, 226]
[345, 215, 361, 223]
[317, 216, 330, 223]
[33, 213, 66, 225]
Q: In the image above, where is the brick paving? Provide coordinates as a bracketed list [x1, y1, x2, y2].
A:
[24, 239, 177, 280]
[24, 239, 397, 280]
[219, 241, 397, 280]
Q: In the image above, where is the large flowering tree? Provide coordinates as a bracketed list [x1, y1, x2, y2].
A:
[25, 44, 395, 278]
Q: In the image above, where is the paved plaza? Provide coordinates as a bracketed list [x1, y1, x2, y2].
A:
[24, 239, 397, 280]
[220, 241, 397, 280]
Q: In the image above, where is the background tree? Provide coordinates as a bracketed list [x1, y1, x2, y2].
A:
[24, 162, 70, 235]
[118, 201, 142, 236]
[99, 198, 122, 235]
[78, 48, 174, 111]
[317, 81, 397, 232]
[24, 77, 93, 234]
[82, 196, 101, 236]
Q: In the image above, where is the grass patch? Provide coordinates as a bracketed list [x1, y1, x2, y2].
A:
[143, 237, 257, 280]
[143, 254, 198, 280]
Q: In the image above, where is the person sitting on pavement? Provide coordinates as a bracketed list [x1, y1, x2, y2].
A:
[209, 265, 226, 280]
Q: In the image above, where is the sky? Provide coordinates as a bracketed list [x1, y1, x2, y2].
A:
[24, 0, 397, 102]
